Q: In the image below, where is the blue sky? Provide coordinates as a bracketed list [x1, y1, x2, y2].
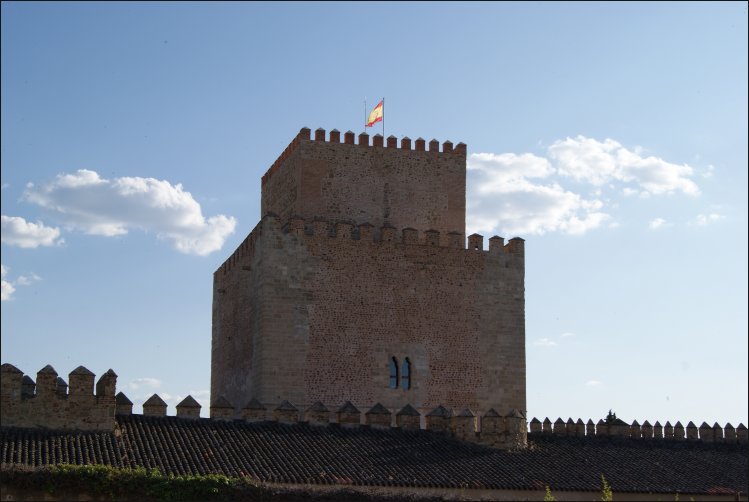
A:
[2, 2, 747, 425]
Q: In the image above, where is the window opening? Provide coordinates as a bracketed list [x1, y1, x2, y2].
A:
[389, 357, 399, 389]
[401, 357, 411, 390]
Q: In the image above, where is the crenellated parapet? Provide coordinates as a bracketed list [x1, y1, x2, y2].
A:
[125, 394, 528, 450]
[216, 218, 264, 277]
[528, 416, 748, 444]
[216, 213, 525, 278]
[1, 363, 117, 431]
[261, 127, 466, 188]
[270, 213, 524, 256]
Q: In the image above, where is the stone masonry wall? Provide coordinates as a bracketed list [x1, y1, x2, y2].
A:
[210, 221, 263, 409]
[212, 214, 526, 419]
[0, 364, 116, 431]
[260, 128, 466, 238]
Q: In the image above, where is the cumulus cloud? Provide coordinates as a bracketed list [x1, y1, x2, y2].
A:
[649, 218, 667, 230]
[1, 264, 41, 301]
[1, 265, 15, 301]
[560, 332, 575, 338]
[23, 170, 236, 255]
[1, 215, 63, 248]
[467, 136, 701, 237]
[585, 380, 603, 387]
[549, 136, 699, 196]
[694, 213, 724, 226]
[468, 154, 609, 236]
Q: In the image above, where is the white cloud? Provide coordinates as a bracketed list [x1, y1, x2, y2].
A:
[127, 377, 162, 390]
[1, 215, 63, 248]
[14, 273, 42, 286]
[1, 265, 15, 301]
[560, 332, 575, 338]
[467, 154, 610, 236]
[1, 183, 8, 190]
[694, 213, 724, 226]
[701, 165, 715, 179]
[585, 380, 602, 387]
[466, 136, 699, 238]
[23, 169, 236, 256]
[548, 136, 700, 196]
[533, 338, 558, 347]
[649, 218, 667, 230]
[1, 264, 41, 301]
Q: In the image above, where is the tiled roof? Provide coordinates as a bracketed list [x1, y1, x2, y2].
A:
[1, 427, 122, 467]
[1, 415, 747, 496]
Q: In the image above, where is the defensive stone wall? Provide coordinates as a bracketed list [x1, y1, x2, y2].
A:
[528, 416, 749, 443]
[0, 364, 117, 431]
[260, 127, 467, 237]
[211, 213, 526, 422]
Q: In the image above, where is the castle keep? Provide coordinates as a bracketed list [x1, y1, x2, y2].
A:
[210, 127, 527, 440]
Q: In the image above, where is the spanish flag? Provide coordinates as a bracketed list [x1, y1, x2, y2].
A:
[366, 99, 384, 127]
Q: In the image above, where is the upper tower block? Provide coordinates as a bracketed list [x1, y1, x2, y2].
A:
[261, 127, 467, 236]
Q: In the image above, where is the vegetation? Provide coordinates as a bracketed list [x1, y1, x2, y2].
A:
[543, 485, 556, 501]
[600, 474, 613, 501]
[0, 464, 434, 501]
[1, 464, 265, 501]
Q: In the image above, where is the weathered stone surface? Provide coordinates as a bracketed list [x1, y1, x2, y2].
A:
[0, 365, 116, 431]
[210, 129, 526, 449]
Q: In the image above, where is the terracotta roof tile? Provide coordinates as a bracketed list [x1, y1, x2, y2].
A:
[1, 416, 746, 496]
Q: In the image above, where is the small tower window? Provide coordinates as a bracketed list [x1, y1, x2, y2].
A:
[401, 357, 411, 390]
[389, 357, 399, 389]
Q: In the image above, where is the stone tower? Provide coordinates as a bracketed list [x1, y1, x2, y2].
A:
[211, 127, 526, 433]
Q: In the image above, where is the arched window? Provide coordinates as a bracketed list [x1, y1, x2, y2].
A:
[401, 357, 411, 390]
[389, 357, 399, 389]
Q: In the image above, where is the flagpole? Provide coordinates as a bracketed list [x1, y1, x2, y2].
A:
[364, 98, 366, 134]
[382, 97, 385, 138]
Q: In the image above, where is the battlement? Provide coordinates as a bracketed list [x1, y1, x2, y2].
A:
[216, 213, 524, 276]
[261, 127, 467, 188]
[215, 218, 263, 277]
[528, 416, 748, 444]
[260, 127, 467, 237]
[1, 363, 117, 431]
